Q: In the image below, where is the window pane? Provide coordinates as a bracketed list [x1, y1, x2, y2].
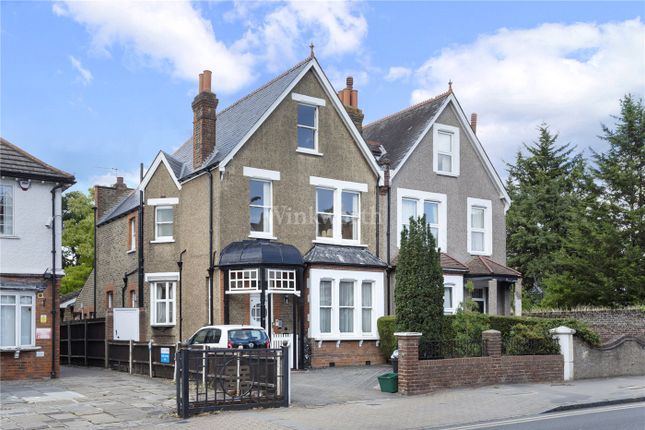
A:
[339, 281, 354, 306]
[472, 231, 485, 252]
[168, 283, 174, 300]
[341, 216, 357, 240]
[472, 207, 485, 229]
[444, 287, 452, 308]
[424, 201, 438, 225]
[430, 227, 439, 244]
[361, 282, 372, 307]
[402, 198, 417, 223]
[437, 131, 452, 153]
[341, 192, 358, 216]
[438, 154, 452, 172]
[472, 289, 484, 299]
[250, 207, 265, 232]
[156, 302, 166, 324]
[362, 309, 371, 333]
[158, 223, 173, 238]
[320, 309, 331, 333]
[317, 214, 333, 237]
[0, 304, 16, 346]
[297, 127, 315, 149]
[20, 296, 32, 304]
[339, 309, 353, 333]
[157, 283, 166, 300]
[1, 296, 16, 304]
[317, 189, 334, 214]
[157, 207, 173, 222]
[320, 281, 332, 306]
[20, 305, 32, 345]
[249, 180, 267, 206]
[168, 303, 173, 324]
[297, 104, 316, 127]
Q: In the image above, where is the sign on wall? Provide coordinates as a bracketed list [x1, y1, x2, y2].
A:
[160, 347, 170, 364]
[36, 328, 52, 340]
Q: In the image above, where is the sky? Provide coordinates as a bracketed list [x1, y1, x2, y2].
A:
[1, 1, 643, 193]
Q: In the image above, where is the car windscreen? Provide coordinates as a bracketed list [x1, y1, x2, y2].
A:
[228, 329, 267, 342]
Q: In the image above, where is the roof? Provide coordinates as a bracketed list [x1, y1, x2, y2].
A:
[440, 253, 469, 272]
[219, 240, 304, 267]
[0, 138, 75, 184]
[465, 256, 521, 278]
[363, 92, 451, 170]
[97, 190, 140, 225]
[304, 244, 386, 268]
[172, 58, 312, 180]
[60, 290, 80, 308]
[0, 277, 47, 292]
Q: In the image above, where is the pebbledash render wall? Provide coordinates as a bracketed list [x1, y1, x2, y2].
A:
[0, 276, 60, 380]
[395, 331, 563, 395]
[527, 309, 645, 343]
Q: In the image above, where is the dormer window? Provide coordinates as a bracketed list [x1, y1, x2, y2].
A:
[433, 123, 460, 176]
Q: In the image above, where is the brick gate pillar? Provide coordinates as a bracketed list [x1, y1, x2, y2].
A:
[482, 329, 502, 357]
[394, 332, 422, 395]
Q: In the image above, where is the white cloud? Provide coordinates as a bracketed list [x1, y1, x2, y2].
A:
[89, 169, 141, 188]
[239, 1, 368, 71]
[385, 66, 412, 82]
[410, 19, 645, 173]
[69, 55, 93, 85]
[53, 0, 255, 93]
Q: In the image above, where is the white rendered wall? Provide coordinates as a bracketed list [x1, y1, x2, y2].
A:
[0, 178, 63, 276]
[444, 274, 464, 314]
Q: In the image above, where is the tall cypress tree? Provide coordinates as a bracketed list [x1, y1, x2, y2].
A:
[506, 125, 586, 307]
[395, 216, 444, 341]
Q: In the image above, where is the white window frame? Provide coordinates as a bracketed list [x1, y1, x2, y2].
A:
[467, 197, 493, 255]
[319, 279, 333, 334]
[150, 281, 176, 327]
[433, 123, 460, 176]
[0, 291, 36, 349]
[472, 287, 487, 313]
[128, 217, 136, 253]
[311, 176, 367, 246]
[267, 269, 296, 292]
[248, 179, 274, 239]
[244, 167, 280, 239]
[361, 281, 373, 334]
[0, 184, 15, 237]
[443, 275, 464, 315]
[397, 188, 447, 250]
[308, 268, 384, 340]
[293, 93, 325, 156]
[153, 206, 174, 243]
[338, 279, 355, 334]
[228, 269, 259, 294]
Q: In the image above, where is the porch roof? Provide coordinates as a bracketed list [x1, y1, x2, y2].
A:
[304, 244, 387, 268]
[465, 256, 521, 278]
[219, 240, 304, 268]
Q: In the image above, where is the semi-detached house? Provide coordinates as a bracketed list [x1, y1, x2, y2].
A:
[80, 54, 522, 369]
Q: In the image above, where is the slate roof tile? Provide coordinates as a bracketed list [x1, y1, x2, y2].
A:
[0, 138, 75, 183]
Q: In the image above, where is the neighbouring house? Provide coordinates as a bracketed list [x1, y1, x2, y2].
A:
[364, 87, 522, 316]
[59, 290, 81, 321]
[0, 138, 75, 380]
[78, 54, 386, 368]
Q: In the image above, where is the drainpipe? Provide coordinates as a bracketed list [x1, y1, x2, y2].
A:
[177, 249, 186, 341]
[93, 206, 97, 316]
[207, 170, 214, 325]
[375, 180, 380, 259]
[50, 183, 63, 378]
[384, 162, 392, 316]
[137, 190, 144, 309]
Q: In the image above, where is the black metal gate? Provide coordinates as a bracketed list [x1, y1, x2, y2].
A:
[176, 346, 290, 418]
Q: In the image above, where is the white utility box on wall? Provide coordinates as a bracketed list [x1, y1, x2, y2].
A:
[113, 308, 140, 341]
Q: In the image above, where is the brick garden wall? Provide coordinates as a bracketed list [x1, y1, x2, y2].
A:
[396, 331, 563, 395]
[526, 309, 645, 343]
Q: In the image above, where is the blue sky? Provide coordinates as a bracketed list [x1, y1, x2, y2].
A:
[1, 1, 643, 192]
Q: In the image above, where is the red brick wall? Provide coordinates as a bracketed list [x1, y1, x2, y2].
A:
[0, 277, 60, 380]
[310, 340, 385, 367]
[397, 332, 563, 395]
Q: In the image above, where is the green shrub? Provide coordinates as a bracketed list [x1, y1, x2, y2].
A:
[377, 316, 397, 361]
[487, 315, 600, 346]
[505, 323, 560, 355]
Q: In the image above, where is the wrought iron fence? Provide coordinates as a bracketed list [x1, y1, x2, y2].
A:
[503, 337, 560, 356]
[419, 338, 485, 360]
[176, 346, 289, 418]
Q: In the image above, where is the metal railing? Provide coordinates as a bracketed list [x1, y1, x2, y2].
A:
[503, 337, 560, 356]
[176, 346, 290, 418]
[419, 338, 485, 360]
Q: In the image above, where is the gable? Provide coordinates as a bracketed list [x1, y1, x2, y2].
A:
[140, 151, 182, 192]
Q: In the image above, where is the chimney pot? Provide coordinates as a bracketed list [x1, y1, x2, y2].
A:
[346, 76, 353, 89]
[202, 70, 212, 93]
[470, 112, 478, 135]
[116, 176, 124, 185]
[198, 73, 204, 93]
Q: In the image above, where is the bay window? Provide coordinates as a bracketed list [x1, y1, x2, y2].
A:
[0, 292, 35, 348]
[361, 281, 373, 333]
[338, 281, 354, 333]
[319, 280, 332, 333]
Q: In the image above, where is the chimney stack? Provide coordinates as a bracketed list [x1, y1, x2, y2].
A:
[470, 113, 478, 135]
[192, 69, 218, 168]
[338, 76, 364, 133]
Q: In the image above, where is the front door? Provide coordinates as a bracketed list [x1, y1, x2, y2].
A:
[249, 294, 262, 326]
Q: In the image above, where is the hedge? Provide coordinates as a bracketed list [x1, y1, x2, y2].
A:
[376, 313, 600, 361]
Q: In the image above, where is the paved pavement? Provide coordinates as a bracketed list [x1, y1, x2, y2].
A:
[1, 365, 644, 429]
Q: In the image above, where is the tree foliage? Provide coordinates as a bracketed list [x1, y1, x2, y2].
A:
[505, 125, 586, 307]
[61, 189, 94, 294]
[394, 216, 445, 341]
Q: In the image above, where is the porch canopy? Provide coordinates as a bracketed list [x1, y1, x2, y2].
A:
[219, 239, 304, 268]
[464, 256, 521, 282]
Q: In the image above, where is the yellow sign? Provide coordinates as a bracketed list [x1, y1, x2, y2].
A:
[40, 314, 47, 324]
